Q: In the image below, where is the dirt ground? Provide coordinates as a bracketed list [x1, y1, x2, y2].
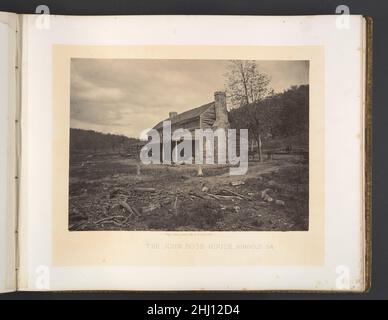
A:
[69, 153, 309, 232]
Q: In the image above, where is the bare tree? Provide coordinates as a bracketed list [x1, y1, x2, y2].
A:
[226, 60, 271, 109]
[226, 60, 274, 161]
[246, 99, 281, 162]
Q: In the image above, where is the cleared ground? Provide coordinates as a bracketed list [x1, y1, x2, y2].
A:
[69, 153, 309, 232]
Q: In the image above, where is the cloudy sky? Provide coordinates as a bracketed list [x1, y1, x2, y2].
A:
[70, 59, 308, 138]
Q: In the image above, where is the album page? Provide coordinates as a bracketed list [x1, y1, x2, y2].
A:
[0, 12, 18, 293]
[18, 15, 367, 291]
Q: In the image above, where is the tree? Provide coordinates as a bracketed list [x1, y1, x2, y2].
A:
[245, 99, 281, 162]
[277, 85, 309, 138]
[226, 60, 271, 109]
[227, 85, 311, 162]
[229, 97, 281, 162]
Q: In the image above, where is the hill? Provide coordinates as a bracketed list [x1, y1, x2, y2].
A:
[228, 85, 309, 152]
[70, 128, 142, 153]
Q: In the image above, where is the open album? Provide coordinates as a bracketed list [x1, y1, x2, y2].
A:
[0, 13, 371, 292]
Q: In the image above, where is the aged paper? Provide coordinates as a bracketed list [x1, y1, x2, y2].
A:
[52, 45, 325, 267]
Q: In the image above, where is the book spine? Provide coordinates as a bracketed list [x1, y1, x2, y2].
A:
[364, 15, 373, 293]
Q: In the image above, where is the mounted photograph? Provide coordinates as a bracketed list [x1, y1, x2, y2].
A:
[68, 58, 309, 232]
[5, 14, 367, 292]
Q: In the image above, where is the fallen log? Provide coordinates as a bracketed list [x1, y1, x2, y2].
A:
[119, 201, 141, 216]
[213, 194, 240, 200]
[95, 215, 126, 224]
[207, 193, 222, 200]
[231, 180, 245, 187]
[100, 220, 126, 227]
[189, 192, 206, 200]
[222, 189, 251, 200]
[189, 192, 217, 201]
[133, 187, 156, 192]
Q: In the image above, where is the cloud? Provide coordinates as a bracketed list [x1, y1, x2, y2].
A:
[70, 59, 308, 138]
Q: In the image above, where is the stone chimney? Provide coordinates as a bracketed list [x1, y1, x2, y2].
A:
[213, 91, 230, 129]
[169, 112, 178, 119]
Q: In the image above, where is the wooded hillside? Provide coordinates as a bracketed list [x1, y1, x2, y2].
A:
[228, 85, 309, 151]
[70, 128, 141, 152]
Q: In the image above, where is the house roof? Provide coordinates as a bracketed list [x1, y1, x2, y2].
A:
[153, 102, 214, 130]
